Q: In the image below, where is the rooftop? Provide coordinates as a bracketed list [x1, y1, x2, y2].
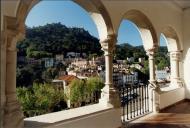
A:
[58, 75, 78, 84]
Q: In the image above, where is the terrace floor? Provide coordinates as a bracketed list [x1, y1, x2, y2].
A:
[126, 100, 190, 128]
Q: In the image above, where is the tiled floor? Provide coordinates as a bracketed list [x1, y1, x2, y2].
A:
[126, 100, 190, 128]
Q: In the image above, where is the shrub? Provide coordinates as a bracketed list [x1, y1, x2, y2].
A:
[69, 77, 104, 107]
[69, 79, 85, 106]
[16, 83, 67, 117]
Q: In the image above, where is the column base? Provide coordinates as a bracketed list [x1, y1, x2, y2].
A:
[149, 80, 161, 92]
[170, 78, 183, 88]
[4, 101, 24, 128]
[1, 106, 5, 128]
[152, 90, 160, 113]
[148, 81, 161, 113]
[99, 86, 120, 108]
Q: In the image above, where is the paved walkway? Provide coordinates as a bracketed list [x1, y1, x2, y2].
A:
[126, 100, 190, 128]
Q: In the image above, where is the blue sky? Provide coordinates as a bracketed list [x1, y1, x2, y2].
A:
[26, 0, 166, 46]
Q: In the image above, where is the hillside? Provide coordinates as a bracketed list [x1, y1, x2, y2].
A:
[16, 23, 169, 87]
[17, 22, 169, 65]
[17, 23, 103, 58]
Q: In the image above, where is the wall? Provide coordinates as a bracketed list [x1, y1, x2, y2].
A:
[0, 35, 6, 128]
[47, 108, 121, 128]
[102, 0, 183, 48]
[183, 8, 190, 99]
[24, 108, 121, 128]
[1, 0, 20, 31]
[159, 87, 185, 109]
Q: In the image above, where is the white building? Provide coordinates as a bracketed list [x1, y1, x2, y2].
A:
[66, 52, 80, 58]
[44, 58, 54, 68]
[55, 54, 64, 61]
[52, 75, 79, 108]
[130, 63, 143, 70]
[156, 70, 170, 80]
[127, 57, 134, 63]
[123, 72, 138, 84]
[139, 57, 145, 63]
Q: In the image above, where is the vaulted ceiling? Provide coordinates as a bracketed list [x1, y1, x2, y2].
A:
[173, 0, 190, 10]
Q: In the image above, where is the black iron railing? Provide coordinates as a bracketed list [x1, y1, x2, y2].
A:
[120, 81, 153, 122]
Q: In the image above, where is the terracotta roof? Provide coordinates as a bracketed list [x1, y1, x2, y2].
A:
[58, 75, 78, 84]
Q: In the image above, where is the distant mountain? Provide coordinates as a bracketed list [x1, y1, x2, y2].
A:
[135, 45, 144, 49]
[17, 23, 103, 58]
[17, 22, 169, 69]
[115, 43, 147, 60]
[115, 43, 169, 65]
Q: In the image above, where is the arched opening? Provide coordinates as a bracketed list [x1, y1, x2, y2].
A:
[15, 0, 112, 41]
[116, 19, 149, 84]
[16, 0, 107, 117]
[161, 26, 180, 51]
[159, 26, 182, 89]
[116, 10, 157, 121]
[3, 0, 115, 127]
[117, 10, 158, 50]
[155, 33, 170, 89]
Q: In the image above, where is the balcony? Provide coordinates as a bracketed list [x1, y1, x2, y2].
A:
[24, 103, 121, 128]
[126, 100, 190, 128]
[23, 99, 190, 128]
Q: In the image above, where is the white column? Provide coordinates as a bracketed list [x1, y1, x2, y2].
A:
[105, 50, 113, 88]
[146, 49, 160, 112]
[5, 49, 20, 103]
[99, 34, 120, 108]
[147, 50, 156, 83]
[170, 51, 182, 87]
[4, 34, 24, 128]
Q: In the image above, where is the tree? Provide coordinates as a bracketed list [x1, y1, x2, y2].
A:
[17, 23, 101, 58]
[42, 68, 58, 83]
[69, 79, 86, 107]
[16, 83, 67, 117]
[86, 77, 104, 102]
[86, 77, 104, 94]
[16, 67, 33, 87]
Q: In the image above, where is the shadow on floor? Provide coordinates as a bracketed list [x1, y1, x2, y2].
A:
[160, 100, 190, 114]
[126, 100, 190, 128]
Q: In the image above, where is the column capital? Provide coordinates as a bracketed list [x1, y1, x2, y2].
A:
[170, 51, 181, 61]
[146, 48, 155, 59]
[6, 30, 24, 52]
[100, 34, 117, 55]
[4, 16, 25, 52]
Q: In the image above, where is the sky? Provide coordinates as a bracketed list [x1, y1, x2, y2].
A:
[26, 0, 166, 46]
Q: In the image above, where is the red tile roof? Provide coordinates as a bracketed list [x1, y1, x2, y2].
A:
[58, 75, 78, 84]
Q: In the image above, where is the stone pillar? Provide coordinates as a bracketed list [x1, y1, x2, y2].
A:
[1, 31, 7, 128]
[4, 33, 24, 128]
[147, 50, 156, 83]
[146, 49, 160, 112]
[99, 34, 120, 108]
[170, 51, 182, 87]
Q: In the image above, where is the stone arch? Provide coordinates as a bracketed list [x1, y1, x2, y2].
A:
[13, 0, 114, 41]
[117, 9, 158, 51]
[117, 10, 159, 112]
[160, 26, 182, 88]
[1, 1, 116, 127]
[161, 26, 181, 52]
